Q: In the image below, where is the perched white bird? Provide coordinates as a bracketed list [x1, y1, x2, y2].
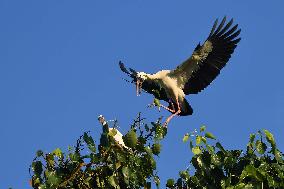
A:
[98, 115, 127, 148]
[109, 128, 126, 147]
[119, 17, 241, 126]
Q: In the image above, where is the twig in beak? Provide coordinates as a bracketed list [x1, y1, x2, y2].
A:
[136, 79, 140, 96]
[136, 79, 143, 96]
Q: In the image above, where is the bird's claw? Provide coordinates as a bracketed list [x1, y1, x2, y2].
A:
[163, 121, 168, 128]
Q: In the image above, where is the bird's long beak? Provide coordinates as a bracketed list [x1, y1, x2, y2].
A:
[136, 79, 142, 96]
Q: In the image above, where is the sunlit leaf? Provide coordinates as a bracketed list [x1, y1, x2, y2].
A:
[255, 140, 266, 154]
[122, 166, 130, 185]
[46, 153, 55, 167]
[183, 133, 189, 143]
[155, 125, 167, 140]
[274, 149, 283, 162]
[166, 179, 175, 188]
[264, 129, 275, 147]
[46, 171, 61, 186]
[240, 165, 264, 181]
[179, 171, 189, 180]
[108, 128, 117, 137]
[192, 146, 202, 155]
[153, 98, 160, 106]
[196, 135, 202, 145]
[201, 136, 207, 144]
[154, 176, 160, 187]
[205, 132, 216, 140]
[249, 134, 256, 143]
[52, 148, 63, 159]
[200, 125, 206, 132]
[108, 175, 119, 189]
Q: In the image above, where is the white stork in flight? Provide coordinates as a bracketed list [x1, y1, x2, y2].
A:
[119, 17, 241, 126]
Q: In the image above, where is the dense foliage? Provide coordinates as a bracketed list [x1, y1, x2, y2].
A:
[30, 115, 284, 188]
[168, 127, 284, 188]
[30, 114, 166, 189]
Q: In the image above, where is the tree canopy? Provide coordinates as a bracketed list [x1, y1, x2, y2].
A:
[30, 114, 284, 189]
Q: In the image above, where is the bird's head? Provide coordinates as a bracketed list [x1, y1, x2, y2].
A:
[119, 61, 149, 96]
[135, 72, 149, 96]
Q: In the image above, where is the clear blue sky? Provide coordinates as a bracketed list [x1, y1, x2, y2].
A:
[0, 1, 283, 188]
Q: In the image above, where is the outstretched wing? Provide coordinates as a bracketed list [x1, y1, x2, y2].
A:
[168, 17, 241, 94]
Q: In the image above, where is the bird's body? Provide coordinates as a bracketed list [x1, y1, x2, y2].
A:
[139, 70, 192, 116]
[119, 17, 241, 126]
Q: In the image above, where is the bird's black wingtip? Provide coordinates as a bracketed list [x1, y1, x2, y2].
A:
[119, 61, 131, 75]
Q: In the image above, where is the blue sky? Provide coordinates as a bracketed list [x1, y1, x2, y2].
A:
[0, 1, 284, 188]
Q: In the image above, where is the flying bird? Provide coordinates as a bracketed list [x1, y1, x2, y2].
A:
[119, 17, 241, 126]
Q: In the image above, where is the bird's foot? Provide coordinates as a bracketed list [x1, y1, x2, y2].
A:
[163, 97, 181, 127]
[163, 121, 169, 128]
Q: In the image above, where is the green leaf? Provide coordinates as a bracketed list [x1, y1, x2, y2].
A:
[36, 150, 43, 157]
[69, 152, 80, 162]
[240, 165, 264, 181]
[196, 135, 202, 145]
[108, 175, 120, 189]
[32, 161, 43, 176]
[144, 146, 152, 155]
[176, 178, 183, 187]
[122, 166, 129, 178]
[201, 136, 207, 144]
[179, 171, 189, 180]
[123, 129, 137, 148]
[152, 143, 161, 155]
[200, 125, 206, 132]
[274, 149, 283, 162]
[83, 132, 96, 152]
[166, 179, 175, 188]
[154, 98, 160, 106]
[216, 142, 226, 153]
[192, 146, 202, 155]
[46, 153, 55, 167]
[189, 140, 193, 149]
[249, 134, 256, 143]
[206, 144, 215, 154]
[46, 171, 61, 186]
[144, 182, 151, 189]
[183, 133, 189, 142]
[155, 125, 167, 140]
[52, 148, 63, 158]
[122, 166, 130, 185]
[90, 153, 100, 163]
[154, 176, 160, 187]
[38, 184, 47, 189]
[108, 128, 117, 137]
[255, 140, 267, 154]
[205, 132, 216, 140]
[263, 129, 275, 146]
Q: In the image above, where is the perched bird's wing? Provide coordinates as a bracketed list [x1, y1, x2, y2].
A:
[168, 17, 241, 94]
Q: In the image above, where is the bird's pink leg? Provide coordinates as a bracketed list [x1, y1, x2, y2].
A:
[163, 97, 181, 127]
[159, 104, 175, 113]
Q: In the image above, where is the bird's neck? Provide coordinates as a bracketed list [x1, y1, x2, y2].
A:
[151, 70, 171, 79]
